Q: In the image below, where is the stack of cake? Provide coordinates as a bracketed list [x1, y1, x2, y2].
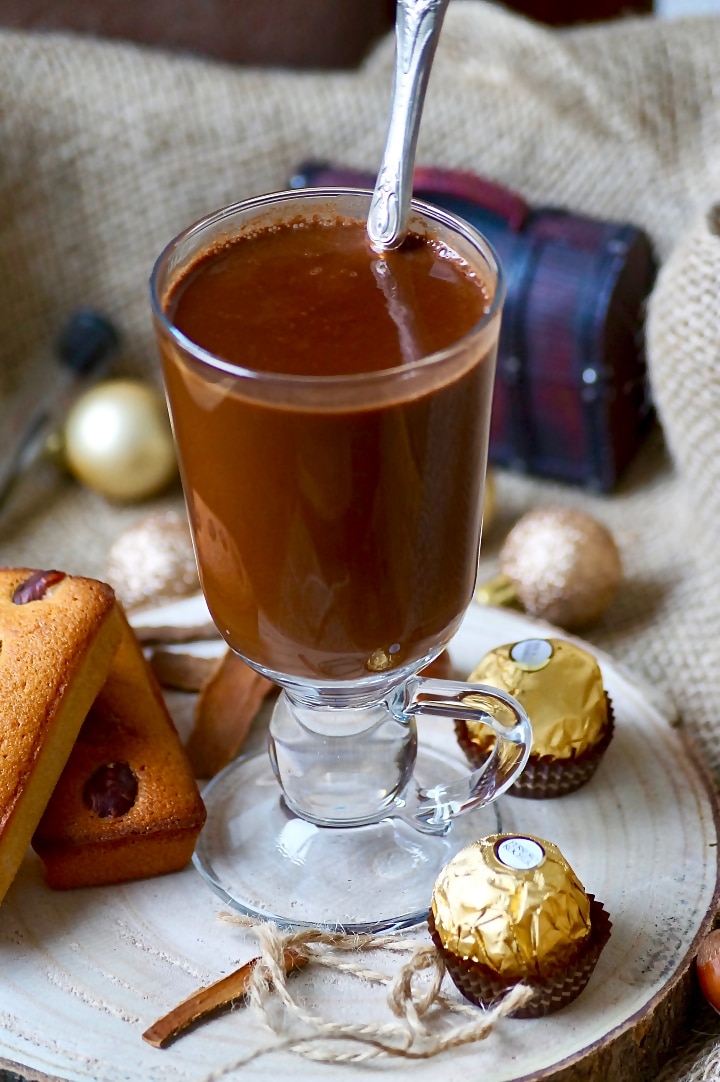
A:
[0, 566, 206, 902]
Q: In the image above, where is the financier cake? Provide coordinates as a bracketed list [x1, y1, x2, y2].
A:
[0, 568, 123, 902]
[428, 834, 611, 1017]
[33, 606, 206, 889]
[456, 637, 614, 797]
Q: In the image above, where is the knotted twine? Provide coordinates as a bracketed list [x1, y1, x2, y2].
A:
[199, 915, 532, 1077]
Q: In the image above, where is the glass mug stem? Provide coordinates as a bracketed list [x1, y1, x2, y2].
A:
[268, 677, 531, 835]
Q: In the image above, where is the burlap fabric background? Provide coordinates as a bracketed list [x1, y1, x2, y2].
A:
[0, 3, 719, 1078]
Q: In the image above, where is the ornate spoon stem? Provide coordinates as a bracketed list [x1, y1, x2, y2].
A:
[367, 0, 450, 251]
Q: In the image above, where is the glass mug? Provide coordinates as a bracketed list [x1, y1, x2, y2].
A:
[150, 188, 532, 931]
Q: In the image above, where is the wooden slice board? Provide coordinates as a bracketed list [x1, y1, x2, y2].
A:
[0, 605, 716, 1082]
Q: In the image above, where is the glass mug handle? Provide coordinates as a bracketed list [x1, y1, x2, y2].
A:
[387, 675, 533, 834]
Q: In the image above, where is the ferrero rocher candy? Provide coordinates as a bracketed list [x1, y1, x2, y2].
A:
[428, 834, 612, 1017]
[468, 638, 607, 759]
[457, 637, 614, 798]
[431, 835, 591, 980]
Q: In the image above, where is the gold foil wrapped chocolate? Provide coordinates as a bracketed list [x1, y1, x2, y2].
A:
[466, 638, 607, 759]
[431, 834, 592, 980]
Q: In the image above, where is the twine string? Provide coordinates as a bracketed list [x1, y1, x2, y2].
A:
[201, 914, 532, 1079]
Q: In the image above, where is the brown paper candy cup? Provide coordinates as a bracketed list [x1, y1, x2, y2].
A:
[429, 896, 612, 1019]
[455, 694, 615, 799]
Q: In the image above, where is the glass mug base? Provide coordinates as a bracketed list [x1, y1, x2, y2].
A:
[193, 746, 504, 932]
[193, 678, 530, 932]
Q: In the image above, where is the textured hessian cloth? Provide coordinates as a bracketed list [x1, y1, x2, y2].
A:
[0, 5, 719, 1078]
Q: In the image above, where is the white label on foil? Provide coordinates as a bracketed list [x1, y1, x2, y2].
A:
[496, 837, 545, 870]
[510, 638, 553, 672]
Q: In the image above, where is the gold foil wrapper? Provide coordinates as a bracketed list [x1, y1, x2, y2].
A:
[466, 638, 607, 759]
[431, 834, 592, 980]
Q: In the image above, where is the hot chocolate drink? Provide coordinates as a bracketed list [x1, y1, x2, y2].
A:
[159, 213, 499, 682]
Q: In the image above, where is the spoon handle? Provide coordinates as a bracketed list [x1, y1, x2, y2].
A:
[367, 0, 450, 251]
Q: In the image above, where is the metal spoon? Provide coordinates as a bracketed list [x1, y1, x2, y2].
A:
[367, 0, 450, 252]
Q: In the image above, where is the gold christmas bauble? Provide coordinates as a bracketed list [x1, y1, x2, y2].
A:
[498, 507, 622, 630]
[62, 380, 177, 501]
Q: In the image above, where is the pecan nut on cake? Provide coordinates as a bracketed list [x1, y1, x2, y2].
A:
[456, 637, 614, 798]
[428, 834, 611, 1018]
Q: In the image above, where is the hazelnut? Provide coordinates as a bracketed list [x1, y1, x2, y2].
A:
[697, 929, 720, 1013]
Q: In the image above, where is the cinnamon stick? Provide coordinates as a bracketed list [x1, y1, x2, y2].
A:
[186, 650, 275, 777]
[142, 948, 307, 1048]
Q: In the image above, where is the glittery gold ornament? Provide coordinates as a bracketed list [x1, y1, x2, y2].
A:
[105, 508, 199, 610]
[478, 507, 622, 629]
[62, 379, 177, 501]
